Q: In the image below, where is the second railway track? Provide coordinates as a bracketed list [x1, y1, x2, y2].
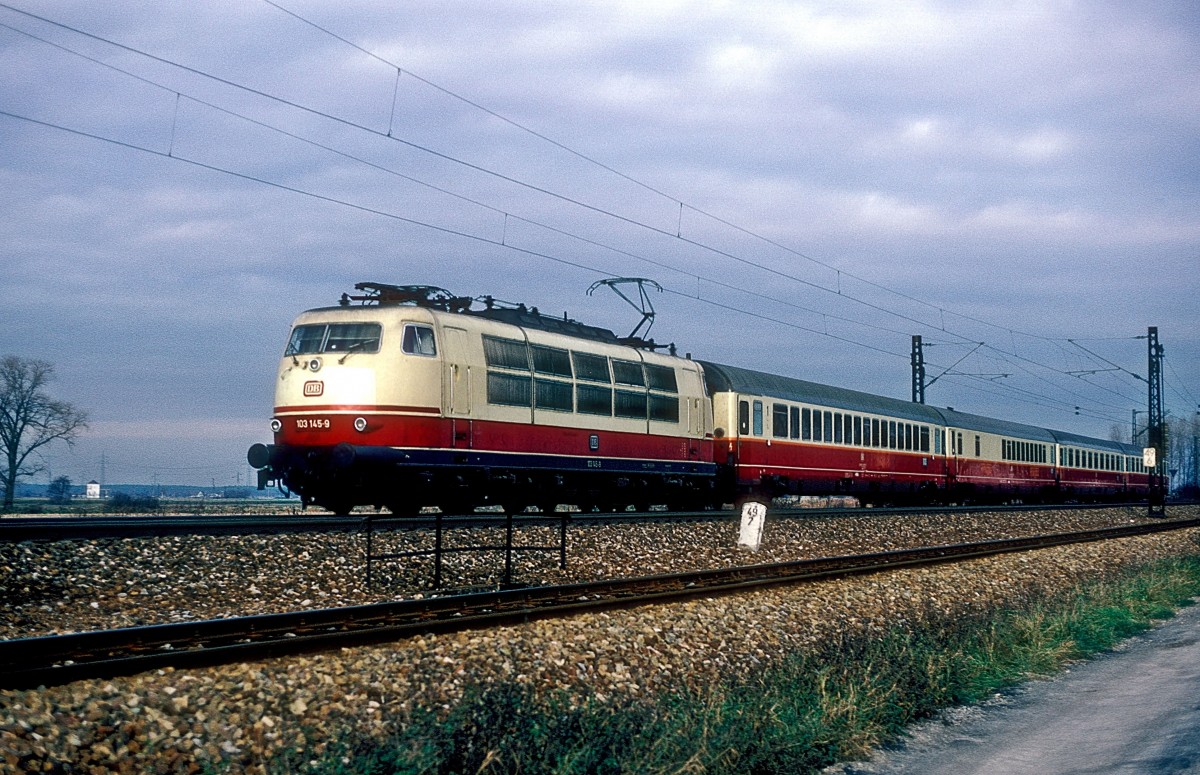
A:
[5, 515, 1199, 690]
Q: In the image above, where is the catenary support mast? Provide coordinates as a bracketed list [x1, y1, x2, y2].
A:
[1147, 326, 1166, 517]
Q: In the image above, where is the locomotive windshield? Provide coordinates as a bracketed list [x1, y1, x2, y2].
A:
[286, 323, 382, 355]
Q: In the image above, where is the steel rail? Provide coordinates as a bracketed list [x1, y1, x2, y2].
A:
[0, 502, 1169, 541]
[3, 516, 1198, 689]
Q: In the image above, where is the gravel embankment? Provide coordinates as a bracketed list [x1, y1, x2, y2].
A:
[2, 506, 1199, 772]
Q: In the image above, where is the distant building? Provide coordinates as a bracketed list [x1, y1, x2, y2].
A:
[86, 481, 101, 499]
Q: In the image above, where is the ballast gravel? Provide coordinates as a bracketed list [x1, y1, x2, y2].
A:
[2, 505, 1199, 772]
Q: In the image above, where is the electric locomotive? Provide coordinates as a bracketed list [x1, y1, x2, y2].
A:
[247, 283, 715, 514]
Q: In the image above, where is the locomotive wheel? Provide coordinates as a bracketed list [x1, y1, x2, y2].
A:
[387, 502, 421, 517]
[437, 500, 472, 517]
[321, 500, 354, 516]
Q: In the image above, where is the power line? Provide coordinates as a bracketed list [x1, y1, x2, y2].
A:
[0, 4, 1171, 426]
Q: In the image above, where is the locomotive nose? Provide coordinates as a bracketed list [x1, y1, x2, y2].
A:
[247, 443, 273, 469]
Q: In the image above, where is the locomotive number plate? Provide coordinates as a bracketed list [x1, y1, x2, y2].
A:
[295, 418, 332, 430]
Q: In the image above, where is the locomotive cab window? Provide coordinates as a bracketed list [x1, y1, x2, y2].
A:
[401, 324, 436, 356]
[285, 324, 326, 355]
[286, 323, 382, 355]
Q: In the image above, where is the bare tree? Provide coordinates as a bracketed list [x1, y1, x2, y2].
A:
[0, 356, 89, 510]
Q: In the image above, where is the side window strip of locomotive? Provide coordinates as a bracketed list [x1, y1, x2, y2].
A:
[644, 363, 677, 392]
[532, 345, 572, 377]
[571, 351, 610, 382]
[615, 390, 647, 419]
[649, 394, 679, 423]
[531, 344, 573, 413]
[483, 335, 528, 369]
[612, 359, 645, 386]
[401, 324, 436, 356]
[577, 384, 612, 416]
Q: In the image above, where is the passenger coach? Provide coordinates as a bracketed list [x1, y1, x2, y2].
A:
[697, 361, 1150, 504]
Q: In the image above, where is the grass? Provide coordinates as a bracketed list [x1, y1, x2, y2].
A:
[270, 555, 1200, 775]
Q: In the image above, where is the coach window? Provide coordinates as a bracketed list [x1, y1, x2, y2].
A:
[773, 404, 789, 438]
[753, 401, 764, 436]
[844, 414, 853, 445]
[920, 426, 930, 453]
[833, 413, 843, 444]
[822, 411, 833, 443]
[853, 416, 863, 446]
[790, 407, 801, 440]
[974, 435, 981, 457]
[871, 418, 881, 448]
[802, 408, 812, 440]
[738, 400, 750, 435]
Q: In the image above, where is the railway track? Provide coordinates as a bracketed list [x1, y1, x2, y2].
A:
[4, 515, 1198, 690]
[0, 502, 1172, 541]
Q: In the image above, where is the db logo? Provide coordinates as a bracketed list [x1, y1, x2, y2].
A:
[303, 380, 324, 397]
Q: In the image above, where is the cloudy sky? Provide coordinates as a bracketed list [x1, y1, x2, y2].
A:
[2, 0, 1197, 487]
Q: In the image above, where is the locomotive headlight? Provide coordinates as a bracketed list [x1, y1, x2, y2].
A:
[307, 357, 322, 372]
[354, 417, 368, 432]
[270, 418, 283, 433]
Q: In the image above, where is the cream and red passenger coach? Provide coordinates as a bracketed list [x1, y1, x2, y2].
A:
[700, 361, 1151, 504]
[248, 283, 1152, 513]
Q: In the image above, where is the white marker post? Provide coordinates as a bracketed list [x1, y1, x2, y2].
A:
[737, 500, 768, 552]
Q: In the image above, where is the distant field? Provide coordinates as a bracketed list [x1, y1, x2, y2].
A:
[2, 497, 304, 516]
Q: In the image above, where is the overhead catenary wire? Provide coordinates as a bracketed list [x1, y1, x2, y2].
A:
[0, 3, 1184, 430]
[1, 104, 1143, 431]
[0, 15, 928, 349]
